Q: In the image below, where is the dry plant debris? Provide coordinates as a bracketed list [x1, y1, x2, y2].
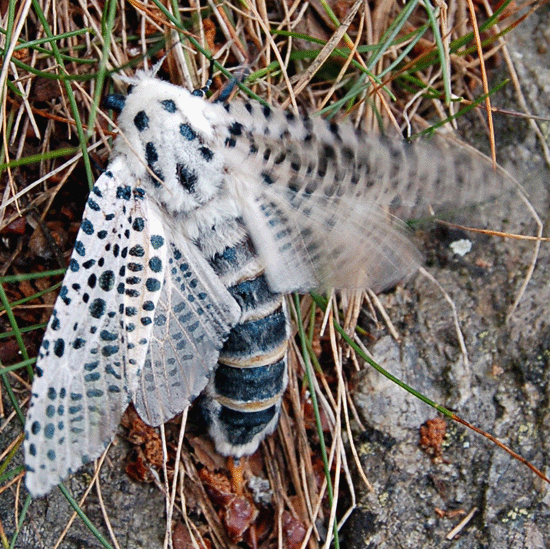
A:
[419, 417, 447, 461]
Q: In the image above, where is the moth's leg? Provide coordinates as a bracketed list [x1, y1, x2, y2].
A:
[216, 66, 250, 103]
[227, 455, 245, 496]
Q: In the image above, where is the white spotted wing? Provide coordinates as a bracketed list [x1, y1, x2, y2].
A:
[133, 236, 241, 426]
[206, 100, 516, 293]
[24, 158, 239, 497]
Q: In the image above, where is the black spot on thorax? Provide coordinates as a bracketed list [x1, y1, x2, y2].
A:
[176, 163, 198, 193]
[134, 111, 149, 131]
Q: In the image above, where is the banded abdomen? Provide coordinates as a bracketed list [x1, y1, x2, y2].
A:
[199, 221, 290, 457]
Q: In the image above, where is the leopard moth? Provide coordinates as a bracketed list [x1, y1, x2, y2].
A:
[24, 71, 514, 497]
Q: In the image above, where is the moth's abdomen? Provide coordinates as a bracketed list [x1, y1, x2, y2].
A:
[202, 234, 290, 457]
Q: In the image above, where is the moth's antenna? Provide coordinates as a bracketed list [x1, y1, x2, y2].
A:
[192, 59, 214, 97]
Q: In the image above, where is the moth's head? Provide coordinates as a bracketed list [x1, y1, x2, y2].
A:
[104, 75, 216, 140]
[105, 74, 228, 215]
[103, 71, 173, 110]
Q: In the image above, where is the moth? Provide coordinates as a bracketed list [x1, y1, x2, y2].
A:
[24, 71, 513, 497]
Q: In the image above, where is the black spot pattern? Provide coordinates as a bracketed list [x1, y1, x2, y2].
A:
[160, 99, 176, 112]
[89, 298, 106, 318]
[150, 235, 164, 249]
[134, 110, 149, 131]
[98, 270, 115, 291]
[199, 146, 214, 161]
[176, 163, 198, 193]
[229, 122, 244, 136]
[145, 142, 163, 186]
[180, 123, 196, 141]
[81, 219, 93, 235]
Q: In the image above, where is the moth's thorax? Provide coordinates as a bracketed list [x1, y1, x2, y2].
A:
[112, 77, 228, 216]
[156, 188, 246, 261]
